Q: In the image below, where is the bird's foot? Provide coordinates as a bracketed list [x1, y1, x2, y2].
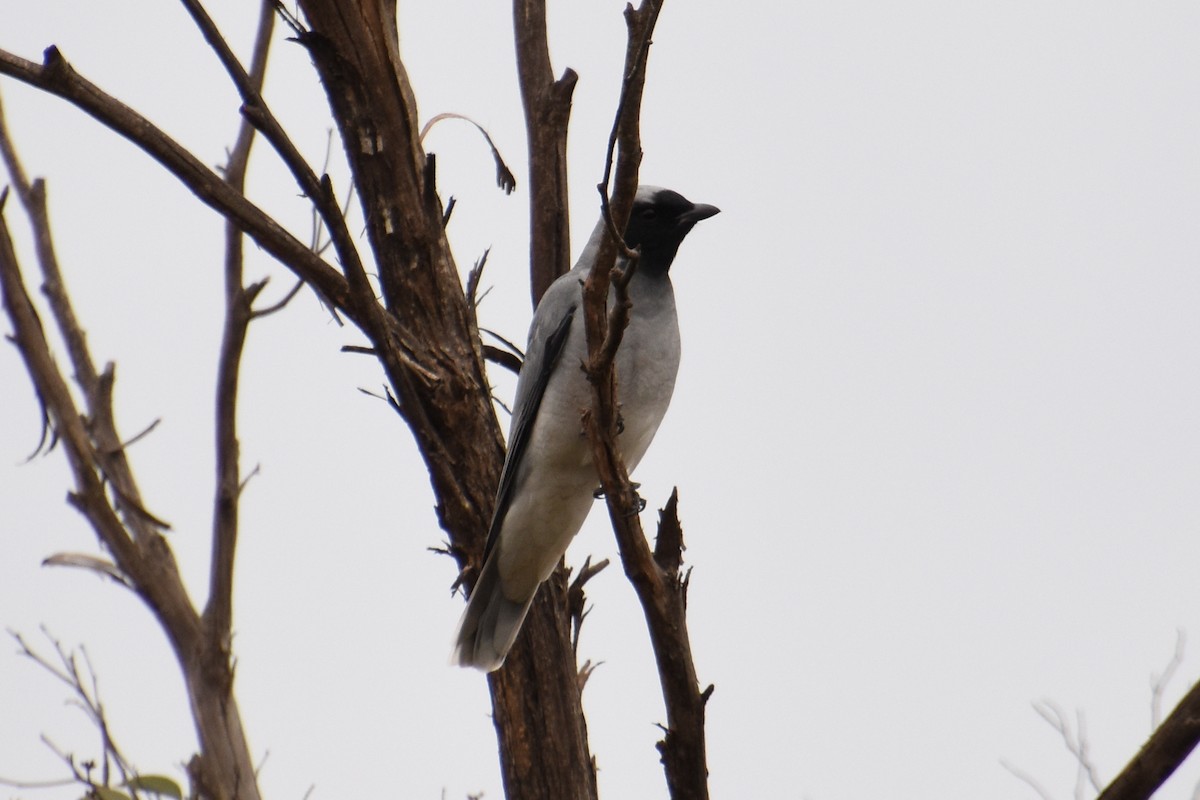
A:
[593, 481, 641, 499]
[592, 482, 646, 513]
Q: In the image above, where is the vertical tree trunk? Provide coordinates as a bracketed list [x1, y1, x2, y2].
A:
[292, 4, 598, 797]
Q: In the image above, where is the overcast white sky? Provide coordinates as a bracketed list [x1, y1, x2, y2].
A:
[2, 2, 1199, 799]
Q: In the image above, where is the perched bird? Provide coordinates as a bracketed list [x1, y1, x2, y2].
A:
[452, 185, 720, 671]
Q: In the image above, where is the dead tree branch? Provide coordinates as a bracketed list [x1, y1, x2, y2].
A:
[4, 1, 708, 797]
[0, 47, 352, 313]
[0, 192, 261, 800]
[1, 53, 262, 800]
[205, 0, 275, 668]
[12, 630, 136, 791]
[1150, 629, 1186, 731]
[578, 2, 711, 798]
[1033, 701, 1102, 800]
[287, 3, 604, 797]
[513, 0, 577, 305]
[1097, 648, 1200, 800]
[180, 0, 372, 300]
[1000, 758, 1057, 800]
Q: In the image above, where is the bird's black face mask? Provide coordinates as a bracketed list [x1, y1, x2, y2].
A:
[623, 188, 718, 276]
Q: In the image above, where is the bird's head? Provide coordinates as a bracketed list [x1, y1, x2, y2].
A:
[623, 186, 720, 275]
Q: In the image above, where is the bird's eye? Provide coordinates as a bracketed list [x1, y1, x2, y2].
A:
[639, 207, 658, 219]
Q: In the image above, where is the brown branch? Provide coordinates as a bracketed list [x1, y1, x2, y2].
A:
[513, 0, 578, 306]
[0, 98, 260, 800]
[1097, 674, 1200, 799]
[205, 0, 275, 658]
[12, 630, 136, 791]
[0, 45, 352, 312]
[0, 96, 99, 401]
[41, 552, 131, 587]
[482, 345, 522, 376]
[285, 6, 604, 799]
[0, 168, 135, 579]
[567, 556, 610, 655]
[582, 0, 657, 439]
[579, 3, 712, 798]
[465, 247, 490, 325]
[178, 0, 372, 300]
[418, 112, 517, 195]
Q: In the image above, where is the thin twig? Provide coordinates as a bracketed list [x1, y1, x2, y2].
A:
[567, 556, 610, 654]
[205, 0, 275, 651]
[0, 91, 99, 399]
[1033, 700, 1103, 798]
[177, 0, 371, 300]
[41, 552, 132, 587]
[1001, 759, 1058, 800]
[113, 418, 162, 453]
[419, 112, 517, 194]
[0, 46, 352, 311]
[1151, 629, 1186, 731]
[482, 345, 522, 376]
[11, 629, 137, 790]
[578, 3, 711, 797]
[249, 277, 305, 319]
[0, 57, 264, 800]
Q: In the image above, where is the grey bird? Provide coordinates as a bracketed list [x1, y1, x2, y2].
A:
[452, 185, 720, 671]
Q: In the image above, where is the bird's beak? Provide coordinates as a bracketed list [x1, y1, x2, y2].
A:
[680, 203, 721, 224]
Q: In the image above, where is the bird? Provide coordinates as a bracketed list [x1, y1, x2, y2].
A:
[451, 185, 720, 671]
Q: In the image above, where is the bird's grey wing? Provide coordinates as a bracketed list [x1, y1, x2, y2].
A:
[481, 300, 578, 562]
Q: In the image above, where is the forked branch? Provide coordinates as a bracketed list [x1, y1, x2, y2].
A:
[0, 46, 352, 311]
[579, 2, 712, 798]
[205, 0, 275, 658]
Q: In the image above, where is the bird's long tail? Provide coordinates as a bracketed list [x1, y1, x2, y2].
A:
[451, 554, 534, 672]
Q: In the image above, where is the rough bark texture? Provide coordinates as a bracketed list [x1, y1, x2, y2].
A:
[1096, 678, 1200, 800]
[513, 0, 577, 305]
[0, 0, 713, 797]
[579, 3, 712, 798]
[1, 63, 265, 796]
[291, 4, 598, 797]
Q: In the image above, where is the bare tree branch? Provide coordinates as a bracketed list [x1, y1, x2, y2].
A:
[513, 0, 578, 305]
[1001, 758, 1058, 800]
[576, 2, 712, 798]
[0, 46, 352, 311]
[567, 555, 610, 655]
[41, 553, 132, 588]
[419, 112, 517, 195]
[12, 630, 136, 792]
[0, 86, 261, 800]
[205, 0, 275, 670]
[1151, 629, 1186, 731]
[1098, 652, 1200, 800]
[5, 3, 713, 798]
[180, 0, 373, 302]
[286, 5, 605, 798]
[1033, 701, 1102, 800]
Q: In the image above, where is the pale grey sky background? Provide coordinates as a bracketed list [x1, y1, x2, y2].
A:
[2, 2, 1199, 799]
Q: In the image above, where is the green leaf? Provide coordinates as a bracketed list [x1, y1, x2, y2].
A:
[89, 788, 130, 800]
[124, 775, 183, 800]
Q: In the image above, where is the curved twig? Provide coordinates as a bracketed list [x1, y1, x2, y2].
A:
[419, 112, 517, 194]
